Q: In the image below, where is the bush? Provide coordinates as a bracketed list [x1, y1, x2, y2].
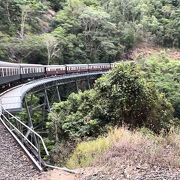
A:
[48, 62, 176, 145]
[67, 127, 180, 169]
[140, 57, 180, 120]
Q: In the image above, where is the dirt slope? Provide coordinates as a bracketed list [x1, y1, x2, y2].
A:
[130, 42, 180, 61]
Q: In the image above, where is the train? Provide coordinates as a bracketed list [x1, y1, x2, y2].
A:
[0, 61, 114, 87]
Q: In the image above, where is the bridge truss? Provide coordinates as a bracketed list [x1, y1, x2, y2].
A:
[0, 71, 106, 171]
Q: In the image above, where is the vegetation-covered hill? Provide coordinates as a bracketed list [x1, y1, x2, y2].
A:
[0, 0, 179, 64]
[47, 58, 180, 166]
[2, 1, 180, 178]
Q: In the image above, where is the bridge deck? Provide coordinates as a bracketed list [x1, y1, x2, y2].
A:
[0, 72, 105, 113]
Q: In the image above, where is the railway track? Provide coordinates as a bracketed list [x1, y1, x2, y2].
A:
[0, 121, 40, 180]
[0, 70, 99, 178]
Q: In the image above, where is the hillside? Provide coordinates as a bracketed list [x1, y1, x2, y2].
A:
[0, 0, 179, 65]
[1, 1, 180, 180]
[130, 42, 180, 61]
[38, 128, 180, 180]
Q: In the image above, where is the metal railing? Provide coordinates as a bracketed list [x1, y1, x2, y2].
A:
[0, 106, 76, 173]
[0, 105, 49, 171]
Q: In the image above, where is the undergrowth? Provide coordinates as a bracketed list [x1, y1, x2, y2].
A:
[67, 127, 180, 169]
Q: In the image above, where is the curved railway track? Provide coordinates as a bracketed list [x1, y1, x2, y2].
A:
[0, 121, 40, 180]
[0, 62, 109, 178]
[0, 71, 96, 178]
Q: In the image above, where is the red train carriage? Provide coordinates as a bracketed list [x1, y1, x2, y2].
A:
[88, 63, 111, 71]
[0, 61, 114, 87]
[66, 64, 89, 73]
[45, 65, 66, 75]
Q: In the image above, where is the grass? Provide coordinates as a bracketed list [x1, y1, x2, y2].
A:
[66, 127, 180, 169]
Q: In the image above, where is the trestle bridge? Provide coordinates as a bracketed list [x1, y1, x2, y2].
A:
[0, 70, 107, 179]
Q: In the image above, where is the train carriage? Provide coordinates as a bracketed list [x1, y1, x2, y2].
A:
[89, 63, 111, 71]
[66, 64, 89, 73]
[20, 64, 45, 79]
[0, 61, 113, 88]
[0, 61, 21, 86]
[45, 65, 66, 75]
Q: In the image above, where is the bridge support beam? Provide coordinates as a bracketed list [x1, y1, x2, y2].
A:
[44, 86, 50, 112]
[24, 97, 39, 149]
[75, 80, 79, 92]
[87, 77, 91, 89]
[56, 84, 61, 102]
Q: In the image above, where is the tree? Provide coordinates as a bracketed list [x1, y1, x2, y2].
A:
[140, 56, 180, 120]
[43, 34, 60, 65]
[49, 62, 176, 144]
[18, 5, 32, 39]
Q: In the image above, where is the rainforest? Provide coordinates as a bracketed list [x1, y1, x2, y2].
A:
[1, 0, 180, 179]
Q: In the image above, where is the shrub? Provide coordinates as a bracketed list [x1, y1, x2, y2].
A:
[140, 57, 180, 120]
[48, 62, 176, 145]
[67, 127, 180, 169]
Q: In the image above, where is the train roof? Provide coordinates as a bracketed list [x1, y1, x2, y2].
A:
[65, 64, 88, 66]
[0, 61, 20, 67]
[45, 65, 65, 67]
[0, 61, 44, 67]
[88, 63, 111, 65]
[20, 63, 44, 67]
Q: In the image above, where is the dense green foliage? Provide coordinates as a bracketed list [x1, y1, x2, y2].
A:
[142, 0, 180, 47]
[0, 0, 179, 64]
[1, 0, 180, 168]
[48, 63, 175, 144]
[140, 56, 180, 119]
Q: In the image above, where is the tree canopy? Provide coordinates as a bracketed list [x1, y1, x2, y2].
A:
[0, 0, 179, 64]
[48, 63, 176, 144]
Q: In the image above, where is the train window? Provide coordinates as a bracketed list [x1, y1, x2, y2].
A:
[8, 68, 10, 76]
[2, 68, 5, 76]
[3, 68, 5, 76]
[6, 68, 9, 76]
[0, 68, 2, 77]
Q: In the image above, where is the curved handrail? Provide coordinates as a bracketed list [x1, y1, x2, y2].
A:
[1, 106, 49, 156]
